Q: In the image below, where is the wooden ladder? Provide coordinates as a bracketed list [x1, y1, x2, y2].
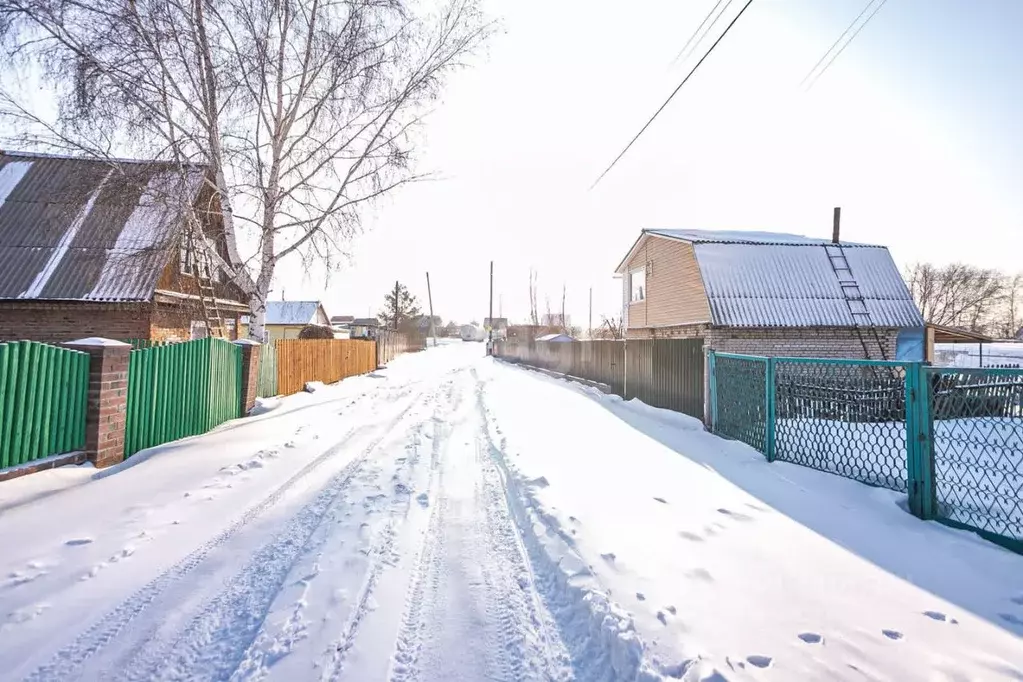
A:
[824, 244, 888, 361]
[193, 234, 226, 339]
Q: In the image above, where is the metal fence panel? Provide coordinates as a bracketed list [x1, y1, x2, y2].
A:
[924, 366, 1023, 550]
[0, 340, 88, 469]
[772, 358, 912, 491]
[711, 352, 768, 453]
[124, 338, 242, 457]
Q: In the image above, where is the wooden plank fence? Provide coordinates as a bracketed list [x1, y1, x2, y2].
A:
[275, 339, 377, 396]
[0, 341, 89, 469]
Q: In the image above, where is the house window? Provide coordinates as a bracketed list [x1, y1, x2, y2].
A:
[190, 320, 208, 340]
[179, 244, 193, 275]
[630, 268, 646, 303]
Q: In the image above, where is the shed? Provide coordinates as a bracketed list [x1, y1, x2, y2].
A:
[262, 300, 330, 343]
[614, 229, 925, 360]
[0, 150, 249, 343]
[536, 333, 574, 343]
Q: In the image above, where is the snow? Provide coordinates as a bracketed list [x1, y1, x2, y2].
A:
[264, 301, 324, 326]
[64, 337, 131, 347]
[935, 342, 1023, 368]
[647, 228, 849, 245]
[1, 343, 1021, 681]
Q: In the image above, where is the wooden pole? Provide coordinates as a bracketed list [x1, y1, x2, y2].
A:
[393, 280, 400, 331]
[588, 287, 593, 339]
[426, 272, 436, 347]
[488, 262, 494, 348]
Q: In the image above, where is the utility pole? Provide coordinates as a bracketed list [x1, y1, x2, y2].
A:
[426, 272, 436, 347]
[589, 287, 593, 340]
[393, 280, 400, 331]
[488, 261, 494, 353]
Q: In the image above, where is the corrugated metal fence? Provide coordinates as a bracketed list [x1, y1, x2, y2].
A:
[493, 339, 705, 420]
[0, 341, 89, 468]
[124, 338, 242, 457]
[709, 352, 1023, 554]
[275, 339, 377, 396]
[257, 343, 278, 398]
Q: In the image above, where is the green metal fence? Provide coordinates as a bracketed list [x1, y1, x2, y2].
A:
[0, 341, 89, 469]
[124, 337, 242, 457]
[257, 343, 278, 398]
[710, 352, 1023, 553]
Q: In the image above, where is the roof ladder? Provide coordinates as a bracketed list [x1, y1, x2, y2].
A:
[823, 244, 888, 361]
[191, 231, 226, 340]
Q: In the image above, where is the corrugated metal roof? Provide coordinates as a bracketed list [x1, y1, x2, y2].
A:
[647, 228, 868, 246]
[265, 301, 325, 326]
[693, 242, 924, 328]
[0, 152, 205, 302]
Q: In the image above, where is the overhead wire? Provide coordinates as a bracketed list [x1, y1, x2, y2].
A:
[591, 0, 755, 190]
[670, 0, 732, 67]
[801, 0, 888, 91]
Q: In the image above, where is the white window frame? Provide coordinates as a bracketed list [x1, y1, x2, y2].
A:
[629, 267, 646, 304]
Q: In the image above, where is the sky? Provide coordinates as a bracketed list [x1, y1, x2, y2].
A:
[7, 0, 1022, 328]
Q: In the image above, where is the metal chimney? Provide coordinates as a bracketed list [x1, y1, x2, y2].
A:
[832, 207, 841, 244]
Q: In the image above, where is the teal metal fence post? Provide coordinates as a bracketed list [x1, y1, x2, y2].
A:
[764, 356, 777, 462]
[906, 363, 936, 520]
[708, 351, 719, 431]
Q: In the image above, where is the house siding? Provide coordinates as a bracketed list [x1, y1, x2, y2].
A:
[0, 301, 150, 343]
[623, 237, 710, 330]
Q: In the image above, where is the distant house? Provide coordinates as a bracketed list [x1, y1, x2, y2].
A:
[415, 315, 442, 334]
[0, 150, 250, 343]
[614, 229, 925, 360]
[536, 333, 574, 343]
[350, 317, 380, 339]
[263, 300, 330, 343]
[331, 315, 354, 328]
[442, 321, 460, 337]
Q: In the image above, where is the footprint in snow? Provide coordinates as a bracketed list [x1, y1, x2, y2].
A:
[746, 655, 773, 669]
[636, 592, 646, 601]
[653, 497, 668, 504]
[678, 531, 704, 543]
[665, 605, 677, 615]
[798, 632, 823, 644]
[923, 610, 957, 624]
[716, 508, 754, 522]
[600, 552, 616, 564]
[416, 493, 430, 507]
[65, 538, 93, 547]
[882, 629, 904, 640]
[657, 611, 668, 625]
[685, 568, 713, 582]
[1010, 595, 1023, 606]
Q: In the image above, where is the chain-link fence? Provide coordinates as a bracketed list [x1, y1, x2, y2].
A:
[710, 352, 1023, 554]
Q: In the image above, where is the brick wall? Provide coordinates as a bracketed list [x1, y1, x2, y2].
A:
[706, 327, 899, 360]
[0, 301, 150, 343]
[151, 300, 241, 342]
[626, 324, 898, 360]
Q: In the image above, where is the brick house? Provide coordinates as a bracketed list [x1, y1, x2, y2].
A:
[0, 150, 249, 343]
[614, 229, 925, 360]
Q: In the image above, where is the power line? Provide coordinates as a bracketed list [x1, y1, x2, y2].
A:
[591, 0, 755, 189]
[801, 0, 888, 91]
[670, 0, 731, 67]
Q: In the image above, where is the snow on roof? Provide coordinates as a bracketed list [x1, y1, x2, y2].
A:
[536, 333, 574, 342]
[646, 228, 867, 246]
[694, 242, 924, 328]
[265, 300, 324, 326]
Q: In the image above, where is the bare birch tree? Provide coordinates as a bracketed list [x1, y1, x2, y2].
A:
[906, 262, 1005, 333]
[0, 0, 491, 338]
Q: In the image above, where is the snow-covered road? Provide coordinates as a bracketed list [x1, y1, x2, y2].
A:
[1, 342, 1022, 681]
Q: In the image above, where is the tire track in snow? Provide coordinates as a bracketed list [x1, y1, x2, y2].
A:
[384, 373, 572, 682]
[110, 388, 439, 682]
[20, 387, 425, 682]
[319, 381, 458, 682]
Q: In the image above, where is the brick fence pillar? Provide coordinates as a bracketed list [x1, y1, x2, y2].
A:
[64, 337, 131, 468]
[234, 339, 262, 414]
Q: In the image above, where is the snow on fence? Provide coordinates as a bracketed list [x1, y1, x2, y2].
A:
[0, 341, 89, 469]
[493, 338, 704, 420]
[709, 352, 1023, 553]
[274, 339, 377, 396]
[124, 338, 242, 457]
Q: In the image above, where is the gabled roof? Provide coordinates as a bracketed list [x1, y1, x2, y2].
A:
[0, 150, 207, 302]
[331, 315, 354, 324]
[616, 228, 924, 329]
[351, 317, 379, 327]
[265, 300, 327, 326]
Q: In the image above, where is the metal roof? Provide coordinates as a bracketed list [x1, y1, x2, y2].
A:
[693, 242, 925, 328]
[645, 228, 869, 246]
[0, 152, 205, 302]
[265, 300, 326, 326]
